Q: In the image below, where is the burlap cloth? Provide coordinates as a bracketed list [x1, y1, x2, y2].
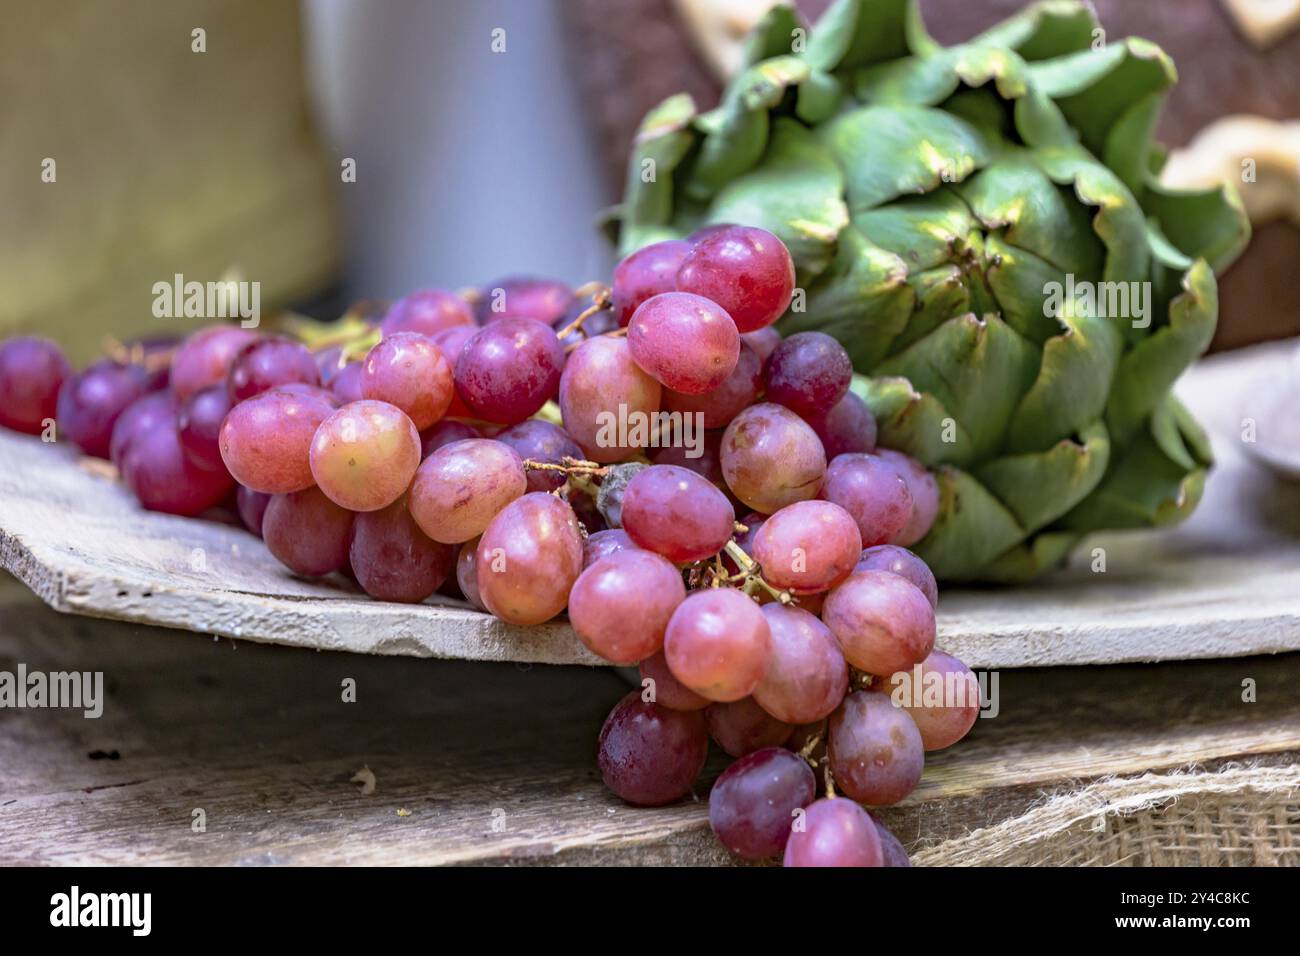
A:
[912, 762, 1299, 867]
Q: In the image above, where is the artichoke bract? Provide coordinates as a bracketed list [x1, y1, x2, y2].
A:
[613, 0, 1250, 582]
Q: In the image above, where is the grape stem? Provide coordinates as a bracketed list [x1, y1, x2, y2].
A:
[554, 285, 611, 341]
[823, 762, 837, 798]
[722, 541, 793, 605]
[523, 456, 609, 478]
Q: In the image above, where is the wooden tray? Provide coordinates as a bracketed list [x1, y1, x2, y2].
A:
[2, 342, 1299, 669]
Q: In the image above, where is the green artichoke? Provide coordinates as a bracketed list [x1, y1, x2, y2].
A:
[612, 0, 1250, 582]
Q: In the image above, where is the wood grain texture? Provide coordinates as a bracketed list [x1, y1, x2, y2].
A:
[0, 583, 1295, 865]
[2, 344, 1300, 668]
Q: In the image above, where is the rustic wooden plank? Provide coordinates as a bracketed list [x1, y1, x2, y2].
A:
[2, 343, 1299, 668]
[0, 585, 1296, 865]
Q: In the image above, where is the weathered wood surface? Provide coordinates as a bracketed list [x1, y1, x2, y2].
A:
[0, 582, 1295, 865]
[2, 343, 1299, 668]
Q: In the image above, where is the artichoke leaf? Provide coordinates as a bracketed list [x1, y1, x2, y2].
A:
[971, 1, 1100, 62]
[742, 4, 806, 67]
[975, 421, 1110, 533]
[976, 531, 1081, 584]
[853, 375, 975, 467]
[886, 264, 972, 356]
[855, 42, 1028, 107]
[1142, 180, 1251, 276]
[804, 0, 916, 75]
[852, 188, 981, 273]
[1062, 429, 1208, 531]
[617, 94, 698, 255]
[911, 466, 1030, 579]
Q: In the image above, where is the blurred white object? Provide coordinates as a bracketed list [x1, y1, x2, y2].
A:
[1161, 115, 1300, 226]
[674, 0, 783, 78]
[1221, 0, 1300, 48]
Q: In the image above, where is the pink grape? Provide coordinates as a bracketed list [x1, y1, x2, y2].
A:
[875, 819, 912, 867]
[878, 650, 980, 752]
[877, 448, 940, 547]
[477, 276, 572, 325]
[783, 797, 884, 867]
[454, 318, 564, 424]
[663, 588, 771, 703]
[360, 332, 454, 430]
[227, 336, 320, 402]
[456, 536, 487, 611]
[597, 691, 708, 806]
[408, 439, 526, 544]
[430, 324, 476, 364]
[828, 690, 925, 805]
[764, 331, 852, 417]
[219, 388, 334, 493]
[177, 384, 233, 471]
[821, 453, 913, 547]
[662, 341, 762, 429]
[740, 326, 782, 366]
[559, 335, 662, 463]
[262, 485, 355, 576]
[381, 289, 474, 337]
[169, 325, 258, 401]
[855, 544, 938, 609]
[721, 403, 826, 513]
[420, 418, 483, 457]
[638, 650, 709, 711]
[568, 550, 686, 664]
[495, 419, 583, 492]
[331, 361, 365, 404]
[315, 345, 348, 385]
[582, 528, 639, 568]
[349, 497, 455, 603]
[709, 746, 816, 860]
[475, 492, 583, 625]
[119, 409, 233, 516]
[627, 292, 740, 394]
[806, 391, 877, 458]
[620, 464, 735, 563]
[822, 570, 935, 676]
[56, 360, 153, 458]
[611, 239, 692, 326]
[110, 391, 177, 468]
[0, 336, 71, 434]
[676, 224, 795, 333]
[754, 604, 849, 725]
[236, 485, 271, 536]
[752, 500, 861, 593]
[309, 400, 422, 512]
[705, 697, 793, 757]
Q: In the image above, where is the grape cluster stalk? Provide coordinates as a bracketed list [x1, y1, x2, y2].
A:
[0, 225, 981, 866]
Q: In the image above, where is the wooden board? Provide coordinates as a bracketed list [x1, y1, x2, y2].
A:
[2, 343, 1299, 668]
[0, 581, 1295, 865]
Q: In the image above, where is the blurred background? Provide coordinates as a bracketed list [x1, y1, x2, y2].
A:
[3, 0, 1297, 361]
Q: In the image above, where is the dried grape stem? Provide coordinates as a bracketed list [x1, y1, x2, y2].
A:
[554, 285, 612, 341]
[722, 540, 793, 604]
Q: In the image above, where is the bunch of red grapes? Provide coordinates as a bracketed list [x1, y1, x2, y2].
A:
[0, 225, 980, 867]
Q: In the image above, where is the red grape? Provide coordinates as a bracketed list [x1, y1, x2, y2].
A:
[821, 453, 913, 547]
[408, 438, 526, 543]
[705, 697, 793, 757]
[219, 388, 334, 494]
[420, 419, 483, 458]
[806, 391, 876, 458]
[783, 797, 884, 867]
[477, 276, 572, 325]
[227, 335, 319, 402]
[755, 604, 849, 725]
[331, 360, 365, 404]
[855, 544, 938, 609]
[495, 419, 583, 492]
[627, 292, 740, 394]
[177, 384, 233, 471]
[638, 650, 709, 711]
[878, 649, 980, 751]
[110, 391, 177, 468]
[360, 332, 454, 430]
[620, 464, 735, 563]
[752, 500, 861, 593]
[611, 239, 692, 327]
[475, 492, 583, 625]
[236, 484, 271, 536]
[0, 336, 71, 434]
[740, 326, 782, 366]
[721, 403, 826, 513]
[821, 570, 935, 676]
[349, 497, 455, 603]
[169, 325, 258, 401]
[568, 550, 686, 664]
[597, 691, 708, 807]
[119, 409, 234, 516]
[764, 331, 851, 417]
[56, 360, 153, 458]
[309, 400, 422, 512]
[381, 289, 474, 337]
[661, 341, 762, 429]
[262, 485, 355, 576]
[454, 318, 564, 424]
[455, 536, 487, 610]
[582, 528, 639, 568]
[676, 224, 795, 333]
[559, 335, 661, 463]
[709, 746, 816, 860]
[877, 449, 940, 547]
[664, 589, 771, 703]
[875, 818, 912, 867]
[828, 690, 925, 805]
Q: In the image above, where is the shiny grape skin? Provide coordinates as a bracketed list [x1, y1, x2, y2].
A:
[110, 391, 178, 468]
[0, 336, 71, 434]
[597, 691, 708, 807]
[611, 239, 692, 327]
[361, 332, 455, 430]
[764, 332, 853, 417]
[262, 485, 355, 577]
[805, 391, 877, 459]
[568, 550, 686, 665]
[475, 492, 584, 626]
[349, 497, 455, 603]
[855, 544, 938, 609]
[828, 690, 925, 806]
[420, 419, 483, 457]
[454, 318, 564, 425]
[821, 453, 913, 547]
[455, 536, 487, 611]
[663, 588, 772, 703]
[331, 361, 366, 404]
[119, 410, 234, 516]
[822, 570, 935, 676]
[236, 485, 271, 537]
[877, 448, 940, 548]
[381, 289, 474, 338]
[169, 325, 259, 402]
[477, 276, 573, 325]
[56, 360, 154, 459]
[662, 341, 763, 429]
[755, 604, 849, 725]
[875, 818, 912, 867]
[877, 649, 981, 752]
[177, 384, 233, 472]
[627, 292, 740, 395]
[495, 419, 584, 492]
[309, 400, 422, 512]
[219, 388, 334, 494]
[408, 438, 527, 544]
[740, 326, 782, 367]
[227, 336, 320, 402]
[752, 500, 862, 593]
[721, 403, 827, 514]
[638, 650, 709, 711]
[705, 697, 793, 757]
[581, 528, 639, 568]
[620, 464, 736, 563]
[709, 746, 816, 860]
[559, 335, 662, 463]
[676, 225, 795, 333]
[783, 797, 884, 867]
